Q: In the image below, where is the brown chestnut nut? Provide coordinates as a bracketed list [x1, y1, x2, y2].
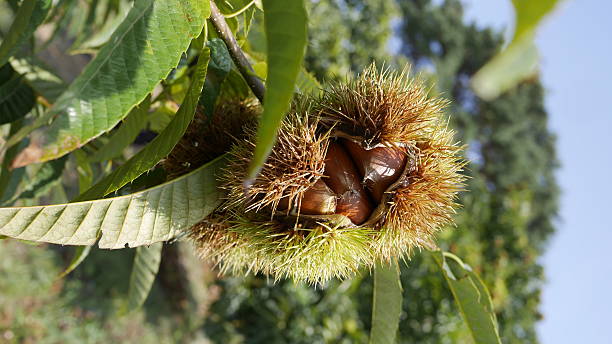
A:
[324, 142, 373, 225]
[299, 179, 337, 215]
[340, 138, 407, 203]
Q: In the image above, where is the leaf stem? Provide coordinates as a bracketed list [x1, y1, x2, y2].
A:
[209, 0, 265, 103]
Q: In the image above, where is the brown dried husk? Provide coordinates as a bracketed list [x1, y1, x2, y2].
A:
[181, 65, 466, 284]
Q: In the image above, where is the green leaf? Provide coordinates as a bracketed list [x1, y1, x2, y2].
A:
[9, 0, 210, 165]
[369, 261, 403, 344]
[127, 242, 163, 312]
[431, 251, 502, 344]
[0, 166, 26, 206]
[245, 0, 308, 181]
[219, 69, 252, 101]
[0, 64, 36, 125]
[0, 121, 25, 200]
[75, 49, 210, 202]
[0, 154, 227, 249]
[88, 96, 151, 163]
[57, 245, 93, 279]
[296, 68, 321, 96]
[0, 0, 52, 67]
[70, 0, 132, 53]
[471, 0, 560, 100]
[512, 0, 559, 41]
[215, 0, 257, 16]
[1, 156, 68, 206]
[73, 149, 94, 192]
[10, 58, 66, 101]
[200, 39, 233, 117]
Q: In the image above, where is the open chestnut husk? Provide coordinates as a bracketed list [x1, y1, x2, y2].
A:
[178, 65, 465, 284]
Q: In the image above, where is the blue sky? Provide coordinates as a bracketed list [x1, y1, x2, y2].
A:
[462, 0, 612, 343]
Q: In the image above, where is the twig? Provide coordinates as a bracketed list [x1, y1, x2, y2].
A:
[209, 0, 266, 103]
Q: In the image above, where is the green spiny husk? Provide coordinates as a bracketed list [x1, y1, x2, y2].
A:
[177, 65, 466, 284]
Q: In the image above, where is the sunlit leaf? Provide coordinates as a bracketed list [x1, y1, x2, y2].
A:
[75, 49, 210, 202]
[369, 261, 403, 344]
[0, 0, 52, 67]
[245, 0, 308, 181]
[9, 0, 210, 165]
[0, 154, 227, 249]
[10, 58, 66, 101]
[512, 0, 559, 40]
[431, 251, 502, 344]
[471, 0, 560, 100]
[126, 242, 163, 312]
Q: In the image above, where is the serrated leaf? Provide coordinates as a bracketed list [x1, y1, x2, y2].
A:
[127, 242, 163, 312]
[369, 261, 402, 344]
[88, 96, 151, 163]
[431, 251, 502, 344]
[10, 0, 210, 165]
[0, 0, 52, 67]
[0, 154, 227, 248]
[245, 0, 308, 181]
[75, 49, 210, 202]
[0, 64, 36, 125]
[471, 0, 560, 100]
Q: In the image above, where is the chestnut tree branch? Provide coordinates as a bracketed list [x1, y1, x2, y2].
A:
[209, 0, 266, 103]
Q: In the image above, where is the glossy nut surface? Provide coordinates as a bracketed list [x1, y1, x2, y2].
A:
[341, 138, 407, 202]
[324, 142, 373, 225]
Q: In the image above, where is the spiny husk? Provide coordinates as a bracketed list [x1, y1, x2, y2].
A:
[318, 64, 449, 148]
[191, 212, 374, 282]
[375, 122, 466, 260]
[162, 99, 260, 178]
[220, 97, 331, 214]
[186, 65, 466, 284]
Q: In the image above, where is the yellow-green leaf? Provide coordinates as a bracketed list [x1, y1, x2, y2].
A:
[8, 0, 210, 165]
[75, 49, 210, 201]
[471, 0, 560, 100]
[126, 242, 163, 312]
[369, 261, 403, 344]
[245, 0, 308, 182]
[88, 96, 151, 163]
[0, 154, 227, 249]
[431, 251, 502, 344]
[0, 0, 52, 67]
